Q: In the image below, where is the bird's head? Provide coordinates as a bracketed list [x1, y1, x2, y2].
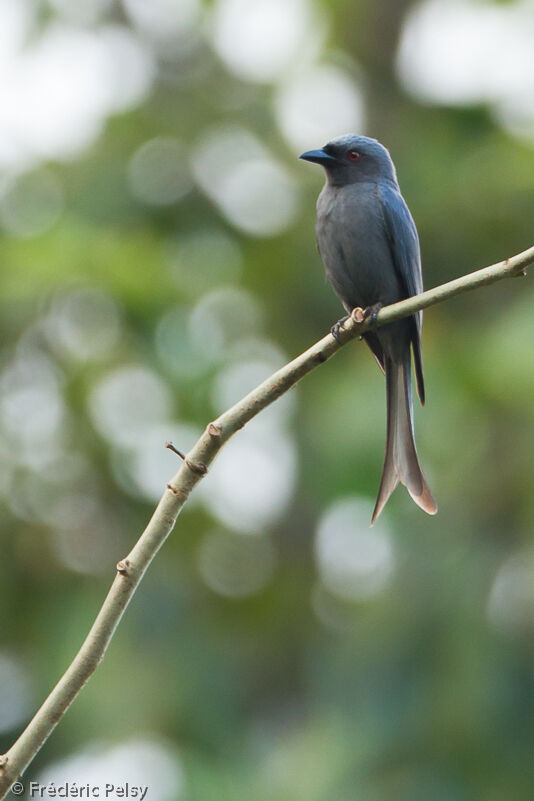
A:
[299, 134, 397, 187]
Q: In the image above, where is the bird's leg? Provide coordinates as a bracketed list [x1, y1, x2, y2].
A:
[330, 314, 350, 343]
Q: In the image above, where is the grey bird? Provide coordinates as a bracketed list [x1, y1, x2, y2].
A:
[300, 134, 437, 524]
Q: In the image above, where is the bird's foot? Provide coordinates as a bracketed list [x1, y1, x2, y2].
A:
[351, 302, 382, 327]
[330, 315, 350, 343]
[364, 302, 383, 327]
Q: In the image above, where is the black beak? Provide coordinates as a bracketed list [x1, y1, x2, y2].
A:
[299, 148, 338, 166]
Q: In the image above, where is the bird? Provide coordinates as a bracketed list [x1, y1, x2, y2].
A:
[300, 134, 437, 524]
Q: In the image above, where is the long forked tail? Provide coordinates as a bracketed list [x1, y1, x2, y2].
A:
[371, 356, 437, 525]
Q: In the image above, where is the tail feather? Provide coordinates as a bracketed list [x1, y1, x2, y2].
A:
[410, 318, 425, 406]
[371, 356, 437, 525]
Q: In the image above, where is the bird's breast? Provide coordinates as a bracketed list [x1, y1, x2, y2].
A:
[316, 183, 402, 310]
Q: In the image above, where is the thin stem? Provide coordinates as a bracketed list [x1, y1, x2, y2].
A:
[165, 441, 186, 460]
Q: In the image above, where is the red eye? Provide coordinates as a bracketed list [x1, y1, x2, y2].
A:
[348, 150, 360, 162]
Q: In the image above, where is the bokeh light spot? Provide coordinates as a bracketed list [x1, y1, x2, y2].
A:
[0, 21, 154, 170]
[0, 349, 65, 461]
[198, 529, 276, 598]
[200, 429, 297, 533]
[159, 288, 262, 378]
[37, 739, 184, 801]
[0, 653, 33, 734]
[156, 306, 216, 379]
[192, 126, 299, 237]
[276, 64, 365, 152]
[97, 25, 155, 114]
[155, 305, 216, 379]
[397, 0, 501, 105]
[89, 366, 173, 447]
[219, 158, 299, 237]
[114, 422, 201, 502]
[166, 228, 243, 297]
[0, 170, 63, 238]
[212, 356, 295, 432]
[45, 288, 121, 363]
[211, 0, 318, 83]
[128, 137, 192, 207]
[315, 497, 394, 601]
[122, 0, 201, 46]
[47, 0, 113, 26]
[487, 551, 534, 633]
[51, 493, 125, 575]
[397, 0, 534, 145]
[188, 287, 263, 361]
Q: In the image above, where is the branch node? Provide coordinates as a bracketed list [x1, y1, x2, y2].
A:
[0, 756, 8, 769]
[208, 423, 221, 437]
[185, 458, 208, 476]
[351, 306, 366, 324]
[116, 559, 130, 576]
[165, 441, 185, 460]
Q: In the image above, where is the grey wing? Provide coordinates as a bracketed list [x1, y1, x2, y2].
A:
[378, 183, 426, 404]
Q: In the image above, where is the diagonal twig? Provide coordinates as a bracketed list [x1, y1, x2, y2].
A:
[0, 244, 532, 797]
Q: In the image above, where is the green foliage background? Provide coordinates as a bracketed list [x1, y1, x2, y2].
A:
[1, 1, 534, 799]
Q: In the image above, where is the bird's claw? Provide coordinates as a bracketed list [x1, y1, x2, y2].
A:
[364, 302, 383, 327]
[330, 315, 350, 342]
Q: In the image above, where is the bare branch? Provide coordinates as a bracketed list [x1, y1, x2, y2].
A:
[0, 243, 532, 797]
